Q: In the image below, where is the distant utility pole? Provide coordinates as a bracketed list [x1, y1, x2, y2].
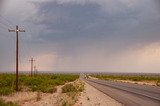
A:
[8, 25, 25, 91]
[34, 65, 38, 75]
[29, 58, 35, 77]
[34, 66, 36, 75]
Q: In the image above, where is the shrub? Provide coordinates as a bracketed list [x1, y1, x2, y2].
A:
[62, 101, 71, 106]
[62, 81, 84, 93]
[156, 80, 160, 86]
[62, 84, 77, 93]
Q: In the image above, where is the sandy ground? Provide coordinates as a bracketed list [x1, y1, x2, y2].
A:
[74, 82, 123, 106]
[89, 76, 158, 86]
[2, 85, 63, 106]
[1, 80, 123, 106]
[116, 80, 157, 86]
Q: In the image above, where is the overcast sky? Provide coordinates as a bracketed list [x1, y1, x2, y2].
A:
[0, 0, 160, 73]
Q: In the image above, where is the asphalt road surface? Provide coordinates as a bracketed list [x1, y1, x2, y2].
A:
[83, 78, 160, 106]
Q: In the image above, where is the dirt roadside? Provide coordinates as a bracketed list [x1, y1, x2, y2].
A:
[1, 80, 123, 106]
[74, 82, 123, 106]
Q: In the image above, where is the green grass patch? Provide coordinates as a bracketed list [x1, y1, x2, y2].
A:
[0, 87, 14, 95]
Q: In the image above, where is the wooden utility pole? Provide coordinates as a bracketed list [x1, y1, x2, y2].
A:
[29, 58, 35, 77]
[34, 65, 37, 75]
[8, 25, 25, 91]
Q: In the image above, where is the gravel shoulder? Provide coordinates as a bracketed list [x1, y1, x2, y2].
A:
[74, 82, 123, 106]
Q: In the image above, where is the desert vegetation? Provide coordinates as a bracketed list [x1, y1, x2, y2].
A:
[0, 73, 81, 106]
[91, 74, 160, 86]
[0, 98, 19, 106]
[60, 80, 84, 106]
[0, 73, 79, 96]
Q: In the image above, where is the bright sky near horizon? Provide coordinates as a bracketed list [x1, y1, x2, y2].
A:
[0, 0, 160, 73]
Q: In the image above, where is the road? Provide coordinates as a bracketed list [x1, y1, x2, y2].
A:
[83, 78, 160, 106]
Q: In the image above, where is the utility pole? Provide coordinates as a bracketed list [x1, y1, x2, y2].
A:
[34, 65, 37, 75]
[29, 58, 35, 77]
[8, 25, 25, 91]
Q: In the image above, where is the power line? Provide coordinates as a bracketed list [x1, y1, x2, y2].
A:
[18, 27, 34, 73]
[20, 30, 32, 60]
[0, 24, 8, 30]
[0, 15, 14, 32]
[0, 20, 10, 29]
[0, 14, 14, 27]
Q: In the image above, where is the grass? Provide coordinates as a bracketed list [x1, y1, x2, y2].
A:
[61, 80, 84, 106]
[0, 98, 19, 106]
[62, 81, 84, 93]
[0, 73, 79, 95]
[62, 101, 71, 106]
[62, 84, 77, 93]
[91, 74, 160, 86]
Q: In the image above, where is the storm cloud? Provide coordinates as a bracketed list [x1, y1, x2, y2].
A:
[0, 0, 160, 73]
[28, 0, 160, 44]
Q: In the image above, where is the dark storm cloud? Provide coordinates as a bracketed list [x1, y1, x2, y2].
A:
[28, 0, 160, 48]
[29, 2, 103, 41]
[28, 1, 139, 43]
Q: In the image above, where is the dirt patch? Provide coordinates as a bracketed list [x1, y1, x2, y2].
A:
[1, 86, 62, 106]
[74, 82, 123, 106]
[116, 80, 157, 86]
[1, 91, 37, 105]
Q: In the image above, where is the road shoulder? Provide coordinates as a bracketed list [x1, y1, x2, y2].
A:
[74, 81, 123, 106]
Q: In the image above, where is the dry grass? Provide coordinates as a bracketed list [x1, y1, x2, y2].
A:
[60, 80, 85, 106]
